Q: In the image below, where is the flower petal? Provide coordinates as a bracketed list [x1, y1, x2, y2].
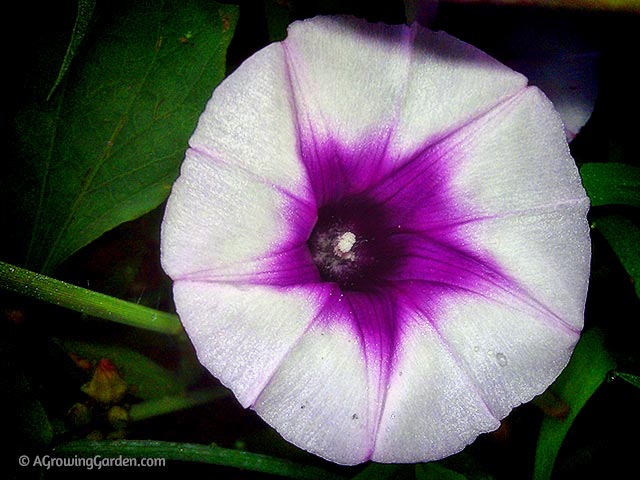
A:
[435, 291, 580, 419]
[443, 86, 590, 325]
[447, 87, 588, 216]
[172, 281, 329, 407]
[161, 149, 316, 281]
[389, 22, 527, 157]
[254, 316, 374, 465]
[283, 16, 411, 145]
[188, 42, 310, 198]
[457, 206, 590, 331]
[373, 312, 499, 463]
[254, 289, 396, 465]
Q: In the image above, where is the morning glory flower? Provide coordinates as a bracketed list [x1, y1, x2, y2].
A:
[161, 16, 591, 465]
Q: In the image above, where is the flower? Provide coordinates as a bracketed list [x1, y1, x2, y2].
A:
[160, 16, 590, 465]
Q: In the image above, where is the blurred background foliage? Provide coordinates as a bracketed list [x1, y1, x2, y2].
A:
[2, 0, 639, 479]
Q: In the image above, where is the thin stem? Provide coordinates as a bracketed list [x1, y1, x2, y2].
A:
[0, 261, 182, 335]
[53, 440, 347, 480]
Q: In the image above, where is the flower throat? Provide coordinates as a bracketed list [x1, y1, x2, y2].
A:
[307, 196, 400, 291]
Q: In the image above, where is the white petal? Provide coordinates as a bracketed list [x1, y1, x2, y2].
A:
[445, 86, 590, 324]
[189, 42, 310, 198]
[173, 281, 329, 407]
[373, 315, 499, 463]
[161, 149, 315, 279]
[254, 313, 375, 465]
[457, 205, 590, 331]
[436, 292, 580, 419]
[390, 25, 527, 156]
[283, 16, 412, 145]
[448, 86, 588, 215]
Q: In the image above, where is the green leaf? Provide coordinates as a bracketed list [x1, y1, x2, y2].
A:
[580, 163, 640, 207]
[47, 0, 97, 101]
[533, 329, 615, 480]
[56, 339, 188, 400]
[416, 463, 468, 480]
[54, 440, 346, 480]
[593, 213, 640, 298]
[8, 0, 238, 274]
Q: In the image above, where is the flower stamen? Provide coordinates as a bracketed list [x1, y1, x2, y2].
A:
[334, 231, 357, 258]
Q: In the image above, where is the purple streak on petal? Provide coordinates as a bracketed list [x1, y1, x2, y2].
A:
[297, 126, 398, 206]
[280, 22, 414, 206]
[308, 287, 401, 457]
[363, 140, 466, 233]
[341, 290, 398, 457]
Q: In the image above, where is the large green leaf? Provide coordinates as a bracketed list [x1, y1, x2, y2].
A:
[533, 329, 615, 480]
[8, 0, 238, 274]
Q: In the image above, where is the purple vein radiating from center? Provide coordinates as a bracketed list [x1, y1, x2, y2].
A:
[294, 126, 515, 348]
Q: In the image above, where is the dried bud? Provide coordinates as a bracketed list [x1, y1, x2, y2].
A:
[81, 358, 128, 404]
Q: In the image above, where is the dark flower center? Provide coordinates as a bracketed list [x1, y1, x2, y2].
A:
[307, 196, 400, 291]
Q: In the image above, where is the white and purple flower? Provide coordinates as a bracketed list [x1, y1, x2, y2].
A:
[161, 16, 591, 465]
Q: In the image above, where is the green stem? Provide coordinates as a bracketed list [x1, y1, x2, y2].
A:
[0, 261, 182, 335]
[53, 440, 346, 480]
[129, 388, 229, 422]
